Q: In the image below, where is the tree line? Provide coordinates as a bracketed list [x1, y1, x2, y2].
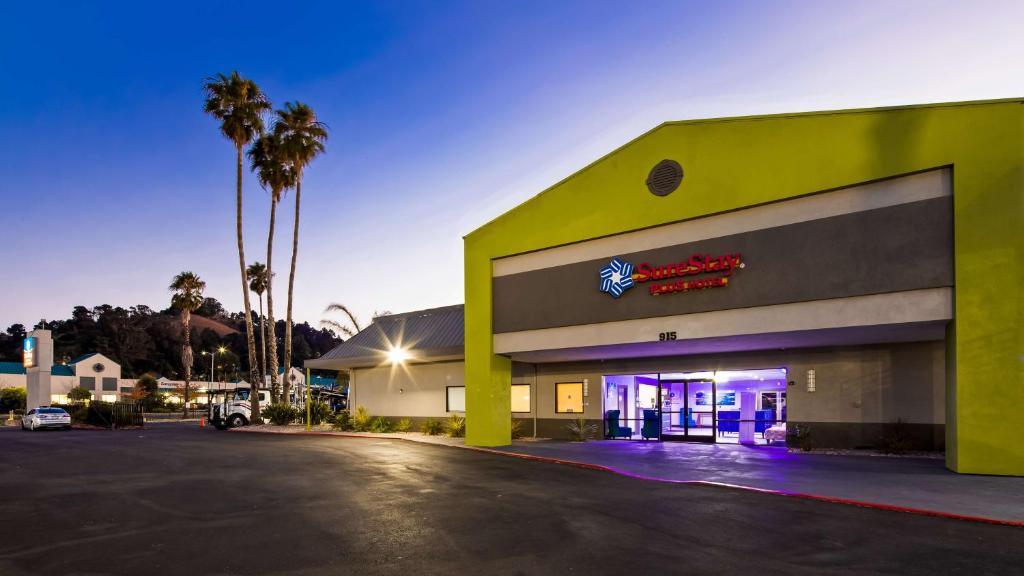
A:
[0, 298, 340, 381]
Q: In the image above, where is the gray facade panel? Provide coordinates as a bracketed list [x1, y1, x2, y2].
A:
[79, 376, 95, 390]
[493, 198, 953, 333]
[102, 377, 118, 391]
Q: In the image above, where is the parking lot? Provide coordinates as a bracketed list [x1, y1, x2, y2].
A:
[1, 423, 1021, 575]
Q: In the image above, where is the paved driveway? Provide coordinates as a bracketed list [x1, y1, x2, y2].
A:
[497, 440, 1024, 522]
[1, 424, 1021, 575]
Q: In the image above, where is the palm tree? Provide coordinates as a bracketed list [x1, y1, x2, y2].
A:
[203, 71, 271, 423]
[249, 131, 295, 403]
[274, 102, 328, 403]
[246, 262, 268, 385]
[170, 272, 205, 418]
[321, 303, 362, 338]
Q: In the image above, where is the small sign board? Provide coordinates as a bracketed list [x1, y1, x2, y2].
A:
[23, 337, 37, 369]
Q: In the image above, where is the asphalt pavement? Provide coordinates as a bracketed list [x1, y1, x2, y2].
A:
[0, 424, 1021, 575]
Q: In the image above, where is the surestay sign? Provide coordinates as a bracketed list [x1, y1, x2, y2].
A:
[599, 253, 744, 298]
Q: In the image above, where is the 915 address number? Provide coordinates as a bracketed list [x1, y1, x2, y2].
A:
[658, 332, 677, 341]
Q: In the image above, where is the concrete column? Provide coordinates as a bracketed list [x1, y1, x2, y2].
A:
[25, 329, 54, 409]
[738, 390, 756, 445]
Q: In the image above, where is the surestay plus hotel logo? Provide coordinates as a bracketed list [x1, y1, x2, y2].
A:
[599, 253, 745, 298]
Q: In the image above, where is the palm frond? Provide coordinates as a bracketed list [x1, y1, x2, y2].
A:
[319, 319, 356, 339]
[202, 71, 272, 148]
[246, 262, 268, 295]
[323, 303, 361, 332]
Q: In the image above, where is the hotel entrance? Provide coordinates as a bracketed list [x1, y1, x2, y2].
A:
[603, 368, 787, 445]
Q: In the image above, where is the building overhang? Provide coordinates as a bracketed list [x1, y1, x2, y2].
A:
[495, 288, 952, 363]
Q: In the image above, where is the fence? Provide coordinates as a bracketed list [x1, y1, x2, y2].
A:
[110, 401, 144, 428]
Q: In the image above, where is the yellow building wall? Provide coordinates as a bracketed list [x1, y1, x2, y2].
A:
[464, 99, 1023, 476]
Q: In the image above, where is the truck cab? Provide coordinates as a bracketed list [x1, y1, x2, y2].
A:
[208, 388, 271, 430]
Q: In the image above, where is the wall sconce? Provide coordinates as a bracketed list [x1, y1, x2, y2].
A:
[807, 369, 816, 392]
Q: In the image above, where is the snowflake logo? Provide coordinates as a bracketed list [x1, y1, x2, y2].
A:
[599, 257, 634, 298]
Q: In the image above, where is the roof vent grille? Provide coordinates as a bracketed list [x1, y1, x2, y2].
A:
[646, 159, 683, 196]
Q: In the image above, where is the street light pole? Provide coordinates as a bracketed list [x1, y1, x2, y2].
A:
[202, 346, 227, 390]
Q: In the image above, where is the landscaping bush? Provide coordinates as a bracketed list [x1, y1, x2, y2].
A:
[510, 418, 524, 439]
[304, 401, 332, 426]
[566, 416, 596, 442]
[0, 387, 26, 413]
[263, 403, 300, 426]
[67, 386, 93, 403]
[420, 418, 444, 436]
[878, 418, 913, 455]
[445, 414, 466, 438]
[351, 406, 372, 432]
[396, 418, 412, 432]
[55, 403, 88, 424]
[331, 410, 353, 431]
[134, 375, 167, 412]
[787, 423, 813, 451]
[369, 416, 395, 433]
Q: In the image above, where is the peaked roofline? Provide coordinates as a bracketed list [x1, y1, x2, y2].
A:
[374, 303, 464, 321]
[464, 96, 1024, 239]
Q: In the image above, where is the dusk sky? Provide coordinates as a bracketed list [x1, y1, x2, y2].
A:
[2, 0, 1021, 331]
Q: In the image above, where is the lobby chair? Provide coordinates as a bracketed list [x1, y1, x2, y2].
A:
[641, 409, 660, 440]
[605, 410, 633, 439]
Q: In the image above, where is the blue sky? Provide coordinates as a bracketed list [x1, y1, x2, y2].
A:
[2, 0, 1022, 330]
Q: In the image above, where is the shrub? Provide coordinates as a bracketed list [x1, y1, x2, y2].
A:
[788, 423, 813, 451]
[566, 416, 596, 442]
[67, 386, 93, 402]
[58, 403, 88, 424]
[134, 375, 164, 412]
[396, 418, 412, 432]
[369, 416, 395, 433]
[878, 418, 913, 455]
[445, 414, 466, 438]
[331, 410, 353, 431]
[510, 418, 524, 440]
[0, 387, 27, 413]
[305, 401, 332, 426]
[351, 406, 372, 432]
[420, 418, 444, 436]
[263, 403, 300, 426]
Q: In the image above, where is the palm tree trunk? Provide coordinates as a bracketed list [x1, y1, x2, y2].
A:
[282, 176, 301, 403]
[266, 196, 280, 403]
[235, 144, 262, 424]
[257, 294, 266, 387]
[182, 311, 192, 419]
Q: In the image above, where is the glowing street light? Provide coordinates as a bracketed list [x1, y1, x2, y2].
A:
[202, 346, 228, 384]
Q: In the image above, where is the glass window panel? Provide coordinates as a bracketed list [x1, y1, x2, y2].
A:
[555, 382, 583, 414]
[511, 384, 530, 413]
[446, 386, 466, 412]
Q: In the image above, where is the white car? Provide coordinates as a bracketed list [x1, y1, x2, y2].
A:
[21, 407, 72, 431]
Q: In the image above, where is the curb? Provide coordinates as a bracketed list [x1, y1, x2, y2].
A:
[229, 427, 1024, 528]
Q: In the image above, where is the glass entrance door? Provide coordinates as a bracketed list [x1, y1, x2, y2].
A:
[658, 378, 716, 442]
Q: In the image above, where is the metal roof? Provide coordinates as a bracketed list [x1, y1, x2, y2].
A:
[69, 353, 98, 365]
[52, 365, 74, 376]
[306, 304, 464, 369]
[0, 362, 74, 376]
[0, 362, 23, 375]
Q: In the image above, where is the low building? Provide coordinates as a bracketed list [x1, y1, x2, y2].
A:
[1, 351, 129, 404]
[461, 98, 1023, 477]
[306, 305, 464, 428]
[312, 99, 1022, 477]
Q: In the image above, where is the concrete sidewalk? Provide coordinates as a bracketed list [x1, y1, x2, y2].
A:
[492, 440, 1024, 523]
[232, 426, 1024, 524]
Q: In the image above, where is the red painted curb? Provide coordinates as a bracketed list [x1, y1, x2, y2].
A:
[229, 428, 1024, 528]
